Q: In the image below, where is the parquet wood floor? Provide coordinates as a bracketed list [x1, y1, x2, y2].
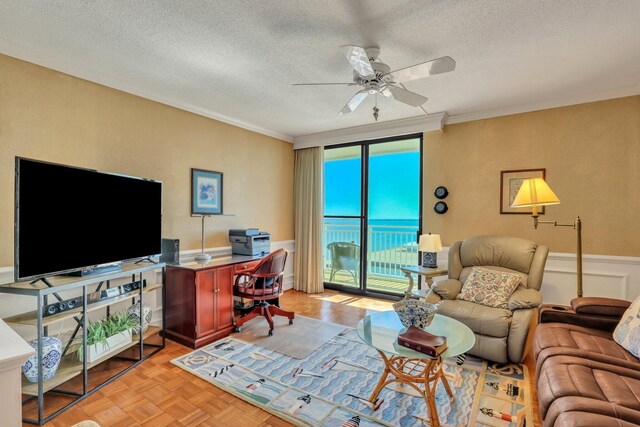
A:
[37, 290, 540, 426]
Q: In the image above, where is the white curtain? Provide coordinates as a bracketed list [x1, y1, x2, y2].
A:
[293, 147, 324, 293]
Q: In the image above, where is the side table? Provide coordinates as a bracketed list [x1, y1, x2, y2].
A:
[400, 265, 448, 300]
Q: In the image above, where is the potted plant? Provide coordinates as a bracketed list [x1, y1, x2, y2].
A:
[78, 313, 137, 362]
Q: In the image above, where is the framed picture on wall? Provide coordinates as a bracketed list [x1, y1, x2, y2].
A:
[191, 168, 223, 215]
[500, 168, 545, 214]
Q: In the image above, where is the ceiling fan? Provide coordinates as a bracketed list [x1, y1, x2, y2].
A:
[294, 46, 456, 120]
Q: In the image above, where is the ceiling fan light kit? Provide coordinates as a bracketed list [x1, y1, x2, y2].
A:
[295, 45, 456, 121]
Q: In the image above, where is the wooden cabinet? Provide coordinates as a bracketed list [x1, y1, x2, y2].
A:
[215, 266, 235, 331]
[166, 257, 260, 349]
[195, 270, 216, 339]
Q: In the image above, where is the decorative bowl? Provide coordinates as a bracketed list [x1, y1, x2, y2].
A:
[392, 299, 437, 329]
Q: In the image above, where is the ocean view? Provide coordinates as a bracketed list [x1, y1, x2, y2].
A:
[323, 143, 421, 288]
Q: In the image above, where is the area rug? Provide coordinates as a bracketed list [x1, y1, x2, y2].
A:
[234, 315, 346, 359]
[172, 327, 532, 426]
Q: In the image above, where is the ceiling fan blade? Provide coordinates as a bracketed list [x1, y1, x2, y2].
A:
[386, 85, 428, 107]
[390, 56, 456, 83]
[342, 45, 375, 77]
[292, 83, 356, 86]
[339, 91, 369, 115]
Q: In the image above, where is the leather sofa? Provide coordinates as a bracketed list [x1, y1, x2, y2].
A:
[534, 297, 640, 427]
[425, 236, 549, 364]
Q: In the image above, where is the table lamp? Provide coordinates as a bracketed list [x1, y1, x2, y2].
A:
[511, 178, 583, 297]
[419, 233, 442, 268]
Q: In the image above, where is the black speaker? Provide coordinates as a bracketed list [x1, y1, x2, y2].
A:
[161, 238, 180, 265]
[43, 296, 84, 317]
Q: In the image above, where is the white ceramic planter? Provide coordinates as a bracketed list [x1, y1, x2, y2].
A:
[86, 330, 132, 363]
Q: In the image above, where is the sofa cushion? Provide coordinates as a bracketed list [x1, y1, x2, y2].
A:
[538, 355, 640, 423]
[534, 323, 632, 361]
[545, 397, 640, 427]
[533, 323, 640, 380]
[437, 299, 512, 337]
[554, 412, 640, 427]
[613, 294, 640, 358]
[456, 266, 521, 309]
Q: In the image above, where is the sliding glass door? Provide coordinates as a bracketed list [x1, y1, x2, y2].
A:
[323, 135, 422, 297]
[323, 146, 362, 289]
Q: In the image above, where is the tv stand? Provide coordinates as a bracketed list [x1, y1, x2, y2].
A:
[0, 262, 166, 425]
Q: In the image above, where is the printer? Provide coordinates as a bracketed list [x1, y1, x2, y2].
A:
[229, 228, 271, 256]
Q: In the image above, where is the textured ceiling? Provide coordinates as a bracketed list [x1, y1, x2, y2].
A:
[1, 1, 639, 140]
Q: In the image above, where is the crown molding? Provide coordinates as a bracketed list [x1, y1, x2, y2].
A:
[447, 84, 640, 125]
[4, 43, 639, 147]
[0, 44, 293, 143]
[294, 85, 640, 149]
[293, 112, 447, 150]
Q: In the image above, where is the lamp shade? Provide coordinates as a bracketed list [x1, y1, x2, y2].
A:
[511, 178, 560, 208]
[419, 234, 442, 252]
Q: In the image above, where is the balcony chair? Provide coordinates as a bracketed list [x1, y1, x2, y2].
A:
[327, 241, 360, 285]
[234, 249, 294, 336]
[423, 236, 548, 364]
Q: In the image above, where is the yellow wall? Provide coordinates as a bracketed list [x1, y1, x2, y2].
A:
[0, 54, 294, 266]
[423, 96, 640, 256]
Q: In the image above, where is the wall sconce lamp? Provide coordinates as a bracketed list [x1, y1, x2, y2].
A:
[511, 178, 583, 297]
[419, 233, 442, 268]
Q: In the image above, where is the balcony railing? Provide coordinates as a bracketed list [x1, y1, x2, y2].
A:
[323, 220, 419, 293]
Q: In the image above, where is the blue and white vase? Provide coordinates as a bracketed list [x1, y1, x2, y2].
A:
[127, 302, 152, 333]
[22, 336, 62, 383]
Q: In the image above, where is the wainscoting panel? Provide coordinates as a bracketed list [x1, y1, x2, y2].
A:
[543, 253, 639, 304]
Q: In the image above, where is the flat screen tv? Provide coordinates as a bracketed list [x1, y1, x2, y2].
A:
[15, 158, 162, 281]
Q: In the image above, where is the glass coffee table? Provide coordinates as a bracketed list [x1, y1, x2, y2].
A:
[357, 311, 475, 427]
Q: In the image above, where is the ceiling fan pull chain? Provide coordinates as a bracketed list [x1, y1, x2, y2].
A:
[373, 94, 379, 121]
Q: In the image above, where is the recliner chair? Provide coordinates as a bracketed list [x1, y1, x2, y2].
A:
[424, 236, 548, 364]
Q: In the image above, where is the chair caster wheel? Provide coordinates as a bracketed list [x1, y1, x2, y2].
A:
[234, 327, 242, 333]
[289, 319, 293, 325]
[268, 329, 273, 336]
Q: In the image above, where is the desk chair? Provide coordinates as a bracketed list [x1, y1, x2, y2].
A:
[233, 249, 294, 336]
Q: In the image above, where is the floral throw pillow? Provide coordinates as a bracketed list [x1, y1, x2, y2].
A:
[613, 295, 640, 358]
[456, 267, 522, 309]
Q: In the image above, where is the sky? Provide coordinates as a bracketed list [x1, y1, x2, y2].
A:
[324, 151, 420, 220]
